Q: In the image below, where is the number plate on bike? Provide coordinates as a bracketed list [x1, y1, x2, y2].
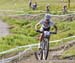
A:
[44, 31, 50, 37]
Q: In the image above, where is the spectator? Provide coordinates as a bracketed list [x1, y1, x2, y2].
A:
[62, 5, 68, 14]
[32, 2, 37, 10]
[35, 2, 37, 9]
[46, 4, 50, 13]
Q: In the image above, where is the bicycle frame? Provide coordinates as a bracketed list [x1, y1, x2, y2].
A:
[42, 37, 49, 60]
[34, 30, 56, 60]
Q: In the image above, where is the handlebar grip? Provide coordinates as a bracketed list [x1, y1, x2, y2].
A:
[50, 32, 57, 34]
[36, 30, 43, 33]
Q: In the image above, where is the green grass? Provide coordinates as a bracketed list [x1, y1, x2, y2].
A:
[0, 0, 75, 14]
[60, 46, 75, 58]
[0, 16, 75, 52]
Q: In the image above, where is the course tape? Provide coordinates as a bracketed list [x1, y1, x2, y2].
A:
[0, 36, 75, 63]
[4, 13, 75, 17]
[0, 10, 24, 12]
[0, 36, 75, 55]
[0, 10, 75, 17]
[0, 48, 31, 63]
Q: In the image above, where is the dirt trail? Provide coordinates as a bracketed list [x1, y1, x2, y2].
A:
[0, 40, 75, 63]
[17, 41, 75, 63]
[0, 20, 9, 37]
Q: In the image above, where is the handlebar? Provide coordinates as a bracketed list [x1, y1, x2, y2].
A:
[36, 30, 57, 34]
[36, 30, 43, 33]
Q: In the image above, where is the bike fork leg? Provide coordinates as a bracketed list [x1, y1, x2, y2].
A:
[45, 43, 49, 60]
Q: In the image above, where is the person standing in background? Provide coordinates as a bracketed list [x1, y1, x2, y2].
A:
[32, 2, 37, 10]
[62, 5, 68, 14]
[29, 0, 32, 8]
[46, 4, 50, 13]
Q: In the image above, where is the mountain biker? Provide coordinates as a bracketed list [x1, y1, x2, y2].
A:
[35, 14, 57, 43]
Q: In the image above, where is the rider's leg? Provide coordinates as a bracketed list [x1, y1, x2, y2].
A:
[39, 27, 44, 42]
[39, 33, 44, 42]
[38, 27, 44, 49]
[38, 33, 44, 49]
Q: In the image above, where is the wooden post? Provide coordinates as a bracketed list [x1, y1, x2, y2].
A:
[68, 0, 70, 8]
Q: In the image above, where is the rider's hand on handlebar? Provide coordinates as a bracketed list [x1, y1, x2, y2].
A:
[36, 30, 40, 32]
[51, 31, 57, 34]
[36, 30, 43, 33]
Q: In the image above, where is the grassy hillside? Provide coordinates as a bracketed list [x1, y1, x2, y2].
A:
[0, 0, 75, 59]
[0, 16, 75, 52]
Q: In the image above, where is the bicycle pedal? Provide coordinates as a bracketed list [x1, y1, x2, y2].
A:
[38, 53, 41, 55]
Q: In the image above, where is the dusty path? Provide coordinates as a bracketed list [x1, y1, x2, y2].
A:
[18, 51, 75, 63]
[17, 41, 75, 63]
[0, 40, 75, 63]
[0, 20, 9, 37]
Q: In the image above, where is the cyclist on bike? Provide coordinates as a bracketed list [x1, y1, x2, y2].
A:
[35, 14, 57, 43]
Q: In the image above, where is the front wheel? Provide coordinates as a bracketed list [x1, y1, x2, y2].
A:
[34, 48, 43, 60]
[44, 42, 49, 60]
[34, 39, 49, 60]
[43, 41, 49, 60]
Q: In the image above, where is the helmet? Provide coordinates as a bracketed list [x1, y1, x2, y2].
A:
[45, 14, 51, 20]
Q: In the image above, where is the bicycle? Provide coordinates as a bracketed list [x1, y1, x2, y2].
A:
[34, 30, 56, 60]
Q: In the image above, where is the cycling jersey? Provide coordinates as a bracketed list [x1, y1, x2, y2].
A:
[39, 19, 54, 31]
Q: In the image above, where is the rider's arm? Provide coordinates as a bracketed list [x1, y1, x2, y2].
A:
[50, 21, 57, 33]
[35, 22, 40, 30]
[35, 20, 43, 30]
